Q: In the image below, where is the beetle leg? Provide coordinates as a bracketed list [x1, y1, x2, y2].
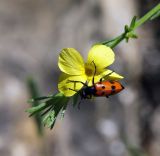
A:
[106, 95, 109, 98]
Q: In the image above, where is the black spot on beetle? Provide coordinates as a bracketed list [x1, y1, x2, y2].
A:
[111, 85, 116, 94]
[102, 86, 105, 89]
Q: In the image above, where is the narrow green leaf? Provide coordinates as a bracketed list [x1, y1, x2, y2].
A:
[124, 25, 129, 33]
[27, 77, 43, 135]
[60, 103, 68, 119]
[130, 16, 137, 29]
[43, 110, 56, 128]
[26, 93, 67, 116]
[40, 105, 53, 116]
[60, 109, 66, 119]
[28, 96, 53, 103]
[26, 103, 47, 116]
[37, 93, 70, 129]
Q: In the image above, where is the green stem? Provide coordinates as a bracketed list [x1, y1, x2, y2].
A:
[102, 34, 125, 48]
[134, 3, 160, 29]
[102, 3, 160, 48]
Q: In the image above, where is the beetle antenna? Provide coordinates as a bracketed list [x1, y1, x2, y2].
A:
[100, 70, 115, 82]
[91, 61, 96, 85]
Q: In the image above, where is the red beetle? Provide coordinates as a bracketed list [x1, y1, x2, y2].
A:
[69, 62, 124, 101]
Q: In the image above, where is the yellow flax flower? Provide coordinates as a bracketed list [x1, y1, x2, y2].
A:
[58, 44, 123, 97]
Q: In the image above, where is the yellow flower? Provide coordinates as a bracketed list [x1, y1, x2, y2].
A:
[58, 44, 123, 97]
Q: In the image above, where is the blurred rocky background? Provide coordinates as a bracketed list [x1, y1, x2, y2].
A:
[0, 0, 159, 156]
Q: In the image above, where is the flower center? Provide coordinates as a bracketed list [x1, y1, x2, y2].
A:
[85, 63, 95, 77]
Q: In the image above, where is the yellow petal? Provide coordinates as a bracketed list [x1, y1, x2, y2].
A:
[87, 69, 124, 86]
[58, 48, 85, 75]
[58, 73, 87, 97]
[98, 69, 123, 80]
[87, 44, 115, 69]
